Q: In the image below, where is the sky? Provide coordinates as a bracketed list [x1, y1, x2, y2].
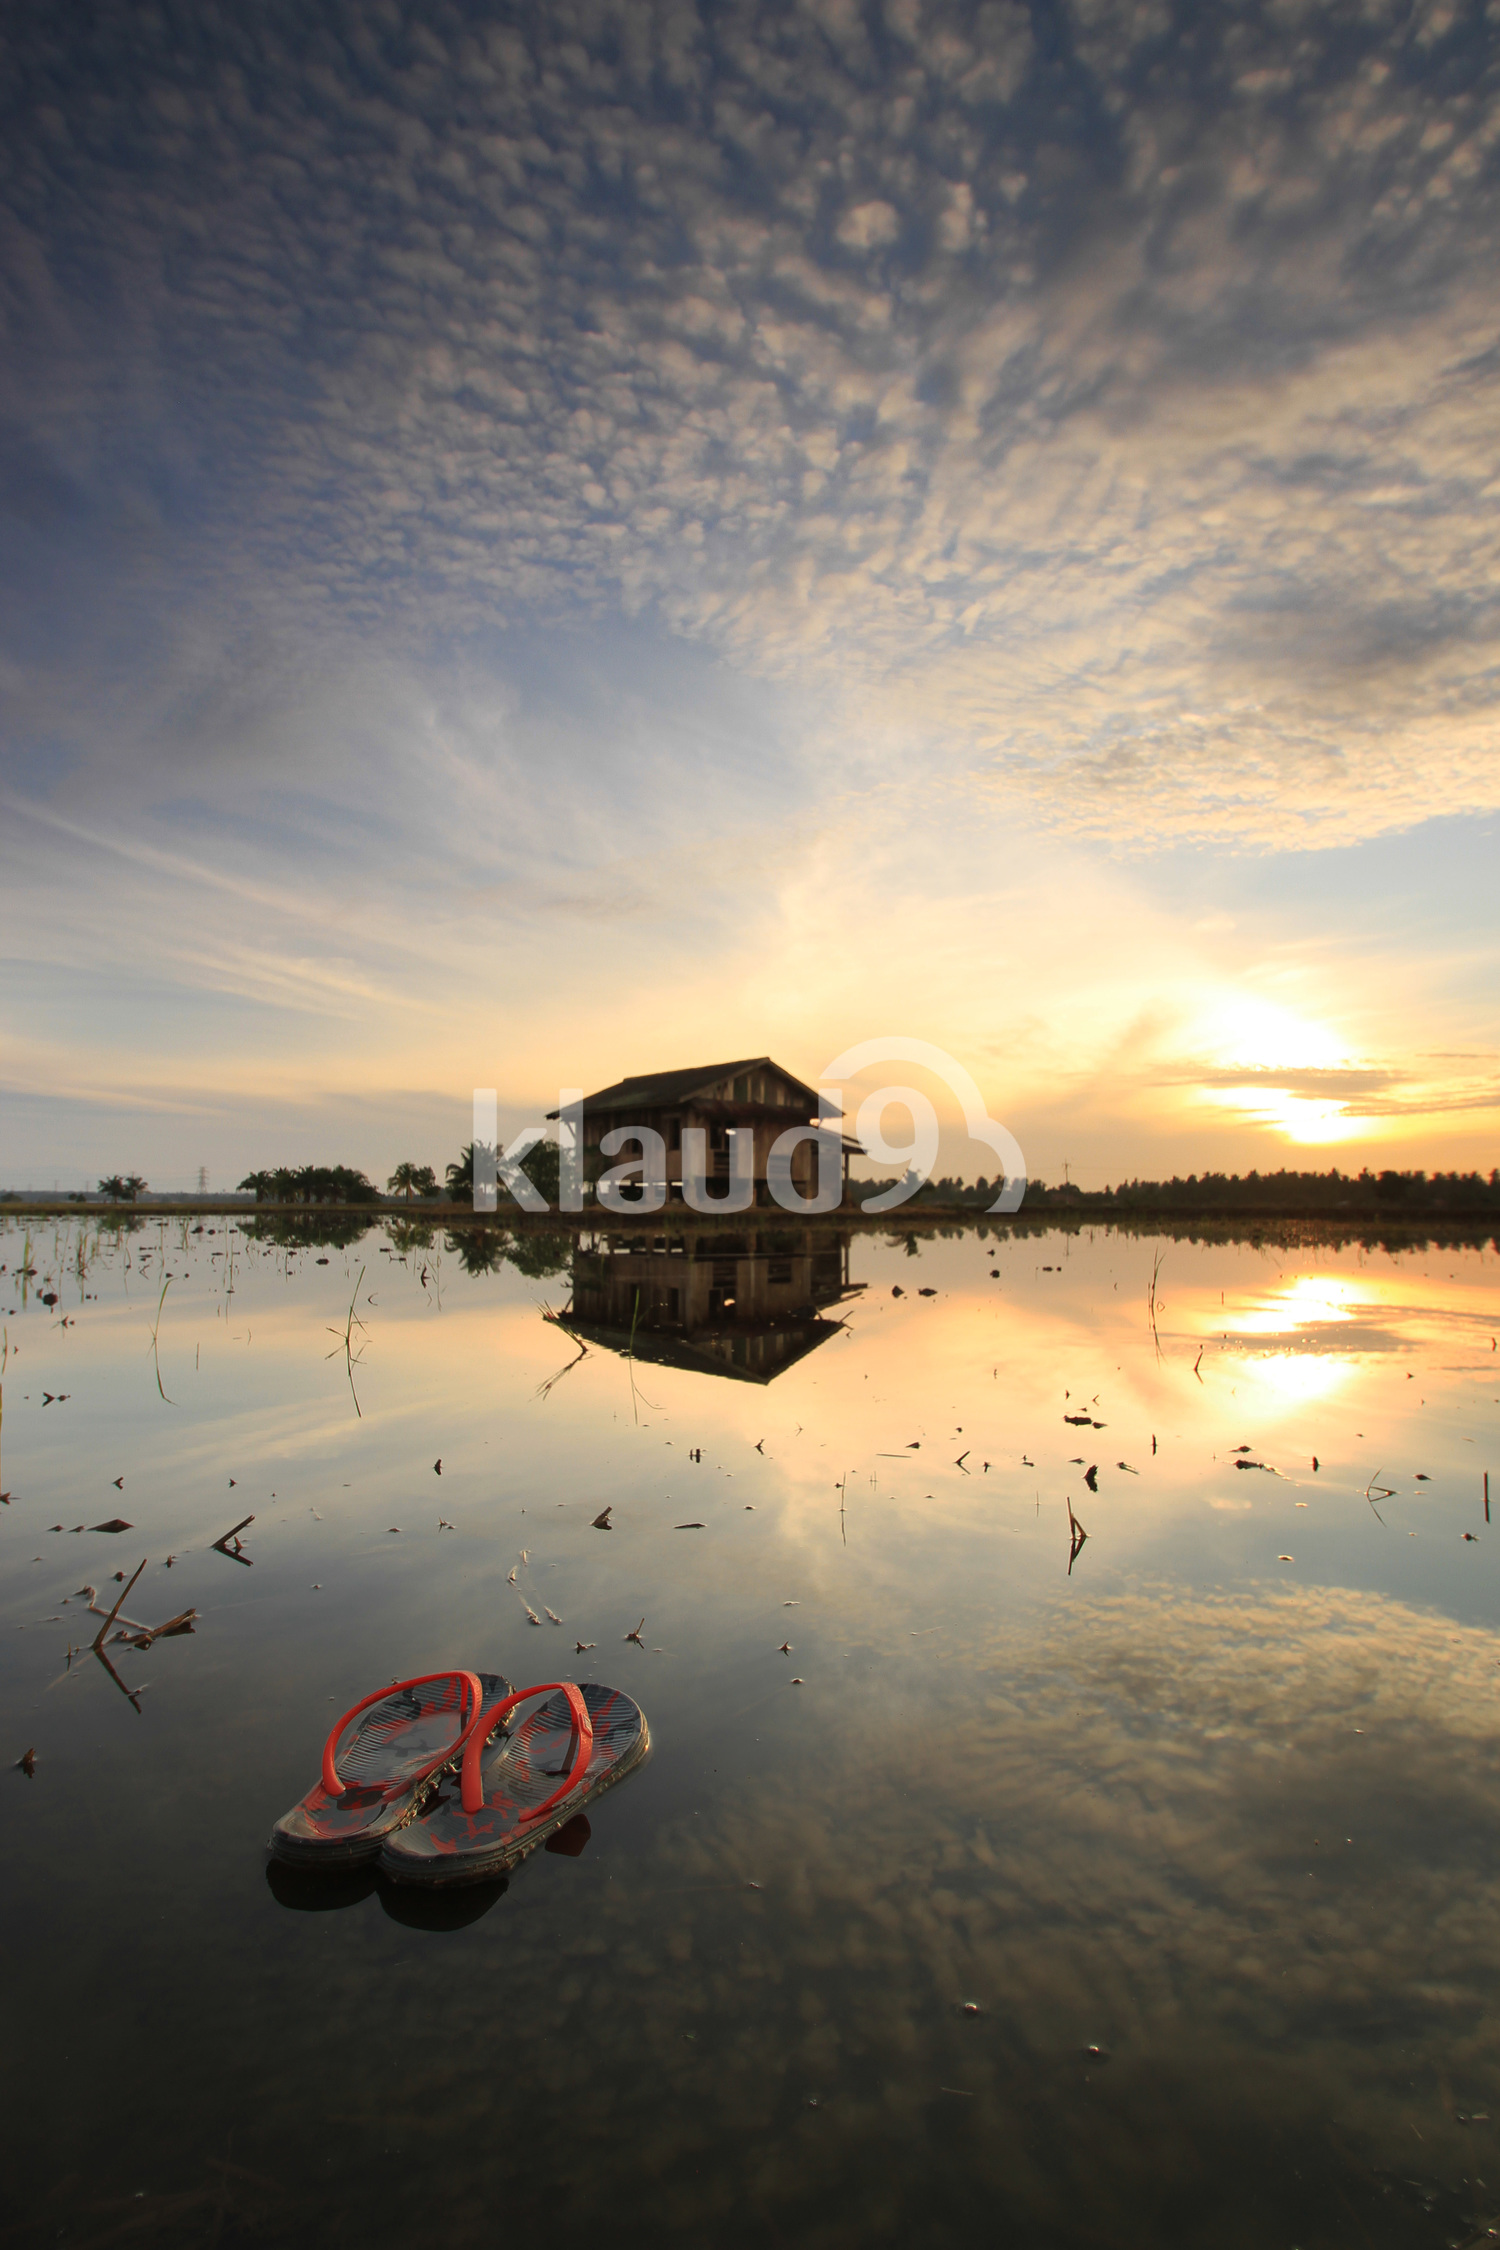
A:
[2, 0, 1498, 1190]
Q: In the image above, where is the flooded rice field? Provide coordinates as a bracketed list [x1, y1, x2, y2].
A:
[3, 1213, 1500, 2249]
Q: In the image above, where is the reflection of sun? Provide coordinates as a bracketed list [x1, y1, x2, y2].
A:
[1240, 1352, 1353, 1408]
[1233, 1275, 1356, 1336]
[1216, 1275, 1361, 1410]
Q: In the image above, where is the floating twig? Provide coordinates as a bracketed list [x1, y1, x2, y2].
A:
[148, 1275, 173, 1403]
[92, 1558, 147, 1652]
[212, 1513, 255, 1564]
[1065, 1499, 1088, 1576]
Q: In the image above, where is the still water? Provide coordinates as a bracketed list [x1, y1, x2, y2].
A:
[3, 1213, 1499, 2248]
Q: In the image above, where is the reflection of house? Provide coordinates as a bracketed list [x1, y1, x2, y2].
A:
[550, 1058, 861, 1207]
[562, 1226, 863, 1383]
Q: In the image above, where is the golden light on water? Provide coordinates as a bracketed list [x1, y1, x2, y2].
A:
[1236, 1350, 1354, 1409]
[1230, 1274, 1358, 1336]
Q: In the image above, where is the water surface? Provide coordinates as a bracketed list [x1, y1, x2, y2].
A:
[3, 1215, 1499, 2248]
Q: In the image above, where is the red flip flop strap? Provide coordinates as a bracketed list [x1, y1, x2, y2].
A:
[322, 1669, 483, 1797]
[460, 1682, 593, 1820]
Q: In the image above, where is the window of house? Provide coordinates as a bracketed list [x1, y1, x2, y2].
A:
[733, 1075, 749, 1101]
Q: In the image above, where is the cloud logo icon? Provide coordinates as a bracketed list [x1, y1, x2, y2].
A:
[818, 1037, 1027, 1214]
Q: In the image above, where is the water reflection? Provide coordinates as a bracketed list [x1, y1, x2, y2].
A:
[4, 1213, 1500, 2248]
[556, 1225, 864, 1383]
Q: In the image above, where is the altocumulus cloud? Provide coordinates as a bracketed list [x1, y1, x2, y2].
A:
[3, 0, 1500, 847]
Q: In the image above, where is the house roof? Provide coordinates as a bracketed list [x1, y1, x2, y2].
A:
[550, 1058, 820, 1118]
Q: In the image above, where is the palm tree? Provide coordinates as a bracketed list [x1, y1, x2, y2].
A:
[446, 1142, 492, 1197]
[388, 1162, 436, 1201]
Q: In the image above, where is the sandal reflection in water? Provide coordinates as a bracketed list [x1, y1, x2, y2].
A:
[265, 1813, 592, 1925]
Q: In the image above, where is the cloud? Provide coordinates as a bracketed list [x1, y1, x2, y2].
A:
[2, 0, 1498, 852]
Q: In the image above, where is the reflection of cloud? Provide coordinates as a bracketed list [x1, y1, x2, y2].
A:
[489, 1583, 1500, 2235]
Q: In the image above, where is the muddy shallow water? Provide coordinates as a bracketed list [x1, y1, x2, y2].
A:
[3, 1214, 1499, 2248]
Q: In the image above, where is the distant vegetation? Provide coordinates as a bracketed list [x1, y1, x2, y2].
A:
[238, 1164, 379, 1205]
[232, 1142, 559, 1209]
[50, 1156, 1494, 1226]
[445, 1139, 561, 1205]
[1016, 1167, 1500, 1218]
[847, 1167, 1500, 1219]
[387, 1162, 437, 1199]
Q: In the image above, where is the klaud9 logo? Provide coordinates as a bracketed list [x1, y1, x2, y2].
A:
[470, 1039, 1026, 1216]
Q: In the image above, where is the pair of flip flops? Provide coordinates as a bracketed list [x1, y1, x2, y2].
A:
[269, 1670, 649, 1886]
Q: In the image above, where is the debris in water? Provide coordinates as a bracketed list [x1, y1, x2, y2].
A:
[433, 1458, 442, 1475]
[211, 1514, 254, 1563]
[624, 1618, 645, 1644]
[90, 1519, 133, 1534]
[1066, 1498, 1087, 1575]
[575, 1641, 596, 1653]
[544, 1607, 562, 1625]
[592, 1507, 613, 1529]
[675, 1522, 704, 1530]
[1083, 1465, 1098, 1492]
[778, 1642, 793, 1654]
[16, 1747, 36, 1777]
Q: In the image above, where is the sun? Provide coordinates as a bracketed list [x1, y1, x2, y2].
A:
[1204, 998, 1345, 1074]
[1189, 998, 1366, 1146]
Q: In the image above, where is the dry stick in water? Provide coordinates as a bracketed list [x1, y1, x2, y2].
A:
[118, 1607, 198, 1650]
[212, 1513, 255, 1562]
[92, 1558, 147, 1652]
[149, 1275, 173, 1403]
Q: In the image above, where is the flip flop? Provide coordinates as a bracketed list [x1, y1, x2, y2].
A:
[269, 1669, 507, 1868]
[379, 1680, 649, 1886]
